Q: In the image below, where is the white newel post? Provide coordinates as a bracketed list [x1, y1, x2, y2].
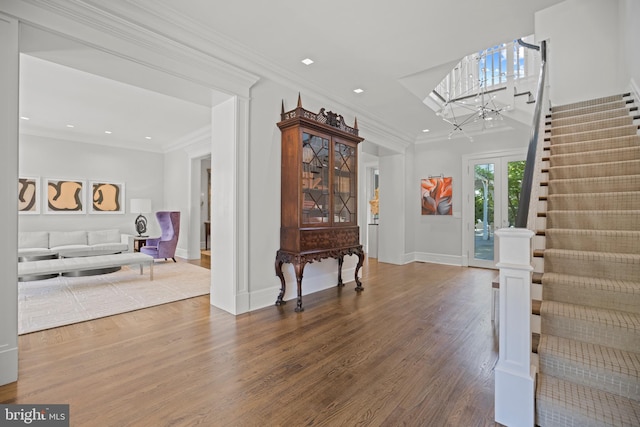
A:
[494, 228, 535, 427]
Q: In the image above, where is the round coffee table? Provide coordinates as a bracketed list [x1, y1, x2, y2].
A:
[18, 252, 60, 282]
[59, 249, 123, 277]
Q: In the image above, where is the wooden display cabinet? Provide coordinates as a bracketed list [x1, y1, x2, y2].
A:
[275, 95, 365, 312]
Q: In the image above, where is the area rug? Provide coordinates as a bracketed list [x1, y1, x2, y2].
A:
[18, 261, 210, 334]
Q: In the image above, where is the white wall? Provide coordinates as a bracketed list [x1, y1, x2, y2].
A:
[163, 146, 191, 257]
[378, 153, 407, 265]
[19, 134, 165, 237]
[410, 127, 531, 265]
[536, 0, 624, 106]
[200, 157, 211, 245]
[0, 12, 19, 386]
[620, 0, 640, 92]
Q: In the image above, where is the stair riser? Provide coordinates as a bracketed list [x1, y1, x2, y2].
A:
[547, 212, 640, 231]
[543, 283, 640, 315]
[549, 147, 640, 168]
[551, 116, 634, 136]
[547, 192, 640, 211]
[550, 125, 638, 145]
[550, 108, 631, 128]
[546, 233, 640, 255]
[549, 135, 640, 156]
[548, 176, 640, 195]
[551, 96, 626, 114]
[538, 354, 640, 401]
[549, 162, 640, 179]
[545, 254, 640, 282]
[541, 315, 639, 353]
[536, 374, 640, 427]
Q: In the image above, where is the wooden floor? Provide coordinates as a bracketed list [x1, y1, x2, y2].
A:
[1, 259, 499, 426]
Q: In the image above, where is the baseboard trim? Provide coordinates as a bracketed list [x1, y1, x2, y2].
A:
[0, 346, 18, 386]
[249, 266, 359, 312]
[411, 251, 463, 266]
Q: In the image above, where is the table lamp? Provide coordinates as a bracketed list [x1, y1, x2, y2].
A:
[130, 198, 152, 236]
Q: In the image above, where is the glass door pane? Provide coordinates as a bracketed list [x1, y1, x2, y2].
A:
[466, 152, 525, 268]
[506, 160, 526, 228]
[333, 141, 356, 224]
[474, 163, 495, 262]
[302, 132, 329, 225]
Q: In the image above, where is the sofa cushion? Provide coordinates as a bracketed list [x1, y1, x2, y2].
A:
[18, 248, 56, 258]
[49, 231, 88, 248]
[91, 242, 129, 253]
[18, 231, 49, 249]
[53, 245, 92, 256]
[87, 229, 121, 245]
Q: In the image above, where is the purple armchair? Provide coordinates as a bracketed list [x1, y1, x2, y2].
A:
[140, 211, 180, 262]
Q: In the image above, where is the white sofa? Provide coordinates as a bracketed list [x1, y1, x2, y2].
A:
[18, 229, 133, 259]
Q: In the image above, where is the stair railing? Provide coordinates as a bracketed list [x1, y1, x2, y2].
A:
[515, 40, 548, 229]
[495, 40, 548, 427]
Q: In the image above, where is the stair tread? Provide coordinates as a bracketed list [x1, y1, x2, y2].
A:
[536, 374, 640, 427]
[550, 116, 635, 136]
[543, 248, 640, 262]
[549, 175, 640, 194]
[551, 107, 634, 128]
[549, 135, 640, 156]
[541, 300, 640, 330]
[549, 124, 639, 145]
[538, 334, 640, 400]
[542, 272, 640, 293]
[539, 334, 640, 378]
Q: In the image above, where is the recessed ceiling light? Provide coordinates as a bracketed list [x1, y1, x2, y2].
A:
[20, 116, 30, 120]
[353, 88, 364, 94]
[66, 124, 75, 128]
[104, 130, 112, 134]
[145, 136, 152, 140]
[422, 129, 430, 133]
[301, 58, 314, 65]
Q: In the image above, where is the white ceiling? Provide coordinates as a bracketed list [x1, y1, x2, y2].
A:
[17, 0, 566, 151]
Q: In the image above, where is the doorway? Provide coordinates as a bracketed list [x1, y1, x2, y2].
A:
[464, 151, 526, 268]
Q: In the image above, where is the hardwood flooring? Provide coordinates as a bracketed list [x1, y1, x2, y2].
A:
[1, 260, 499, 426]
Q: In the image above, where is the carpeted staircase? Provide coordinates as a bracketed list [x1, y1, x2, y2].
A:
[533, 93, 640, 426]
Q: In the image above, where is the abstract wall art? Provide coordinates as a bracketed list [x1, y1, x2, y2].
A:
[45, 178, 86, 214]
[421, 176, 453, 215]
[89, 181, 125, 214]
[19, 177, 40, 214]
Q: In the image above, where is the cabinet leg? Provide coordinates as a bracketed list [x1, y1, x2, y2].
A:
[337, 256, 345, 287]
[275, 258, 286, 306]
[354, 250, 365, 292]
[294, 262, 305, 312]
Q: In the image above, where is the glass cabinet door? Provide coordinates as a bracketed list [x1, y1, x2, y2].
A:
[333, 141, 356, 224]
[301, 132, 329, 225]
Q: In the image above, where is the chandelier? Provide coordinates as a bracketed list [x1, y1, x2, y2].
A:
[435, 53, 510, 141]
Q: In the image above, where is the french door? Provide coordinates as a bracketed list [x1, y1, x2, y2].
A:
[464, 152, 526, 268]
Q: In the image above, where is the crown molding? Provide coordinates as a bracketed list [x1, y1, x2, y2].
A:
[13, 0, 260, 98]
[19, 128, 165, 154]
[165, 125, 212, 156]
[78, 0, 417, 148]
[8, 0, 415, 149]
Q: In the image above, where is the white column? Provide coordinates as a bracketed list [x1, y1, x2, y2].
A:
[494, 228, 535, 427]
[210, 95, 250, 315]
[0, 14, 19, 386]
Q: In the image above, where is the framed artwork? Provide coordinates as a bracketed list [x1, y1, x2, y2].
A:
[421, 176, 453, 215]
[45, 178, 86, 214]
[89, 181, 125, 214]
[19, 177, 40, 214]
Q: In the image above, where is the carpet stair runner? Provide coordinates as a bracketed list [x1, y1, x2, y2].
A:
[533, 93, 640, 426]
